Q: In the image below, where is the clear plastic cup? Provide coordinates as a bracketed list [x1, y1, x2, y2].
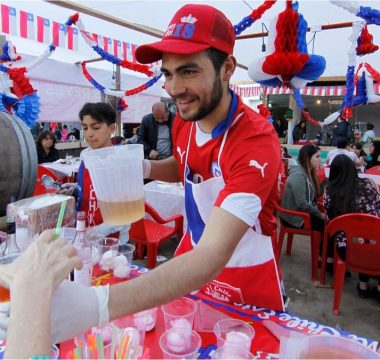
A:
[92, 237, 119, 271]
[83, 144, 145, 226]
[211, 347, 254, 359]
[213, 319, 254, 351]
[133, 307, 158, 332]
[74, 324, 115, 358]
[118, 243, 135, 265]
[112, 314, 146, 356]
[162, 297, 197, 330]
[159, 328, 201, 359]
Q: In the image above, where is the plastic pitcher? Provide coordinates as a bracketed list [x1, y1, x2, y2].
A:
[83, 144, 144, 225]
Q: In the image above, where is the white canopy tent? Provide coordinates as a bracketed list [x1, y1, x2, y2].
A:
[17, 54, 166, 123]
[2, 0, 380, 125]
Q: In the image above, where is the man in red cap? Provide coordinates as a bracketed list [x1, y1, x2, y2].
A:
[131, 3, 284, 310]
[0, 4, 284, 344]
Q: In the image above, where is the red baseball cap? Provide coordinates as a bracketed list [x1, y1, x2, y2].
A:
[135, 4, 235, 64]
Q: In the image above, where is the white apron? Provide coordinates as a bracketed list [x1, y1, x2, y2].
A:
[175, 119, 284, 311]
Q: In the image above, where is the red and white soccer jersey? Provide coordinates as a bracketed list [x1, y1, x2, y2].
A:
[173, 92, 284, 311]
[77, 160, 103, 227]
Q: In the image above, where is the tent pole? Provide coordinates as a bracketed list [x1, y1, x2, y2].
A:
[236, 21, 354, 40]
[115, 65, 121, 136]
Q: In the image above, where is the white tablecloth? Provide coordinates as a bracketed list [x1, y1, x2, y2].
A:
[41, 159, 80, 177]
[144, 181, 186, 229]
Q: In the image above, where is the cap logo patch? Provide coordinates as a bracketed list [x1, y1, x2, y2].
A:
[164, 13, 198, 39]
[181, 14, 197, 24]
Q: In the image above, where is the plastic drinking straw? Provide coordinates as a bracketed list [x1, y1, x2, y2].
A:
[120, 334, 130, 359]
[54, 200, 67, 239]
[73, 347, 81, 359]
[97, 333, 104, 360]
[111, 326, 118, 360]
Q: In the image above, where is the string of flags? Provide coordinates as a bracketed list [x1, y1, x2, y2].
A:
[0, 3, 139, 62]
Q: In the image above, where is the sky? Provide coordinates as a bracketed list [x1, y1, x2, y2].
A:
[4, 0, 380, 83]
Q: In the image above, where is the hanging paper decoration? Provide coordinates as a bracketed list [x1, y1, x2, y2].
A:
[330, 0, 380, 25]
[234, 0, 277, 35]
[81, 61, 162, 111]
[76, 1, 279, 109]
[0, 41, 22, 62]
[356, 25, 379, 55]
[257, 103, 274, 123]
[76, 19, 153, 77]
[248, 1, 326, 89]
[339, 20, 366, 120]
[0, 14, 78, 126]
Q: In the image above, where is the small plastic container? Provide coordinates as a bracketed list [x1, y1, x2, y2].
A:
[118, 243, 135, 265]
[213, 319, 254, 351]
[92, 237, 119, 270]
[159, 328, 201, 359]
[133, 307, 158, 332]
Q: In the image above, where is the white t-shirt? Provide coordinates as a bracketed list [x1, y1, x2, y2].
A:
[326, 148, 360, 165]
[361, 130, 376, 146]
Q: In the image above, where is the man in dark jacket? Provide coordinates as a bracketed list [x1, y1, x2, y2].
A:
[138, 102, 174, 159]
[331, 118, 350, 146]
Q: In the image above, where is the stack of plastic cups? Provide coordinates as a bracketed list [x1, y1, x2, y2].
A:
[160, 297, 201, 359]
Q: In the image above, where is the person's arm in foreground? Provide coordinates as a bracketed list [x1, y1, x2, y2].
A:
[0, 230, 82, 359]
[108, 206, 249, 319]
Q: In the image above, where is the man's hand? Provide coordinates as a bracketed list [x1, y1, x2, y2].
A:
[58, 183, 77, 196]
[149, 150, 159, 160]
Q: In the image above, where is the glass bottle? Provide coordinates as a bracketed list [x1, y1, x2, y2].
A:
[73, 211, 93, 286]
[4, 196, 20, 257]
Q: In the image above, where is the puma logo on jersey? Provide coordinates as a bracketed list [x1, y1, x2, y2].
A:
[249, 159, 268, 177]
[177, 146, 186, 164]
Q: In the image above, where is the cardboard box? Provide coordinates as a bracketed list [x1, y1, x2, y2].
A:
[7, 194, 76, 249]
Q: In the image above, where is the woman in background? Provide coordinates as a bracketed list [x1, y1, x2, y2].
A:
[366, 140, 380, 169]
[324, 154, 380, 300]
[280, 144, 326, 232]
[292, 120, 306, 143]
[351, 142, 367, 167]
[36, 130, 60, 164]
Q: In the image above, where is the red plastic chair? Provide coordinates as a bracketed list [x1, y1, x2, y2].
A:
[365, 165, 380, 175]
[129, 202, 184, 269]
[277, 205, 322, 283]
[33, 165, 60, 196]
[319, 213, 380, 315]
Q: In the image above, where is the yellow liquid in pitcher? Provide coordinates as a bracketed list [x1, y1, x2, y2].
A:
[99, 198, 145, 225]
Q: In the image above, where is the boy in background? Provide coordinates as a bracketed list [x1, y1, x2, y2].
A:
[60, 102, 130, 244]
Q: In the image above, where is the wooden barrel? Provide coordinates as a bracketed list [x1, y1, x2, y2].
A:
[0, 113, 37, 217]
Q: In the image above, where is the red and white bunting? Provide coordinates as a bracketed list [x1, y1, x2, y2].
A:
[231, 84, 380, 98]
